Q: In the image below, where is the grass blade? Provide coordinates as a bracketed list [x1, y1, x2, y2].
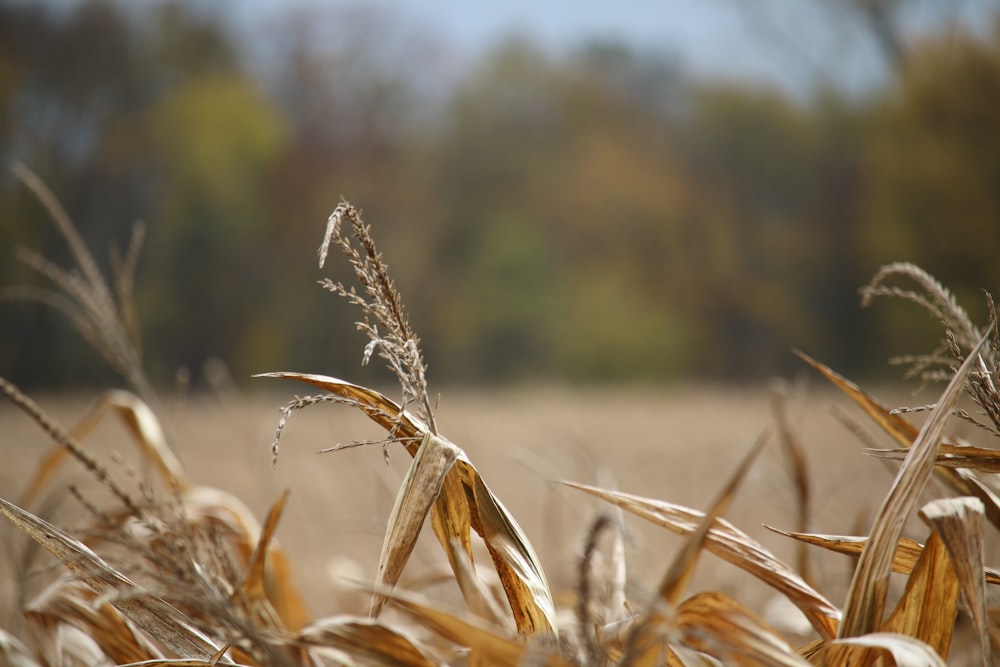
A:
[919, 497, 991, 667]
[298, 615, 439, 666]
[0, 497, 228, 661]
[833, 633, 947, 667]
[371, 433, 460, 618]
[563, 481, 841, 641]
[836, 331, 989, 639]
[879, 531, 959, 659]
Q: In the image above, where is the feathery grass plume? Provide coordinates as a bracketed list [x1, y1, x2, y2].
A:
[318, 200, 437, 435]
[4, 163, 156, 406]
[861, 263, 1000, 432]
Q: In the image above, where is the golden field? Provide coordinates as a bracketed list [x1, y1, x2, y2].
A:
[0, 381, 943, 638]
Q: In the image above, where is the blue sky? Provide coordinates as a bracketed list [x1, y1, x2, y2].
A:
[232, 0, 1000, 97]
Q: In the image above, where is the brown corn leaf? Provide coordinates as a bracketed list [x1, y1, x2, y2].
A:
[673, 591, 811, 666]
[231, 489, 294, 631]
[795, 350, 1000, 531]
[767, 526, 1000, 585]
[181, 486, 310, 632]
[622, 435, 771, 665]
[260, 372, 557, 637]
[919, 497, 990, 667]
[298, 615, 439, 667]
[0, 629, 38, 667]
[869, 444, 1000, 473]
[25, 575, 163, 664]
[832, 633, 947, 667]
[836, 332, 988, 640]
[464, 464, 558, 636]
[371, 433, 460, 618]
[0, 497, 228, 661]
[562, 481, 840, 641]
[20, 389, 186, 506]
[255, 372, 426, 439]
[379, 586, 568, 667]
[658, 433, 768, 605]
[880, 531, 958, 659]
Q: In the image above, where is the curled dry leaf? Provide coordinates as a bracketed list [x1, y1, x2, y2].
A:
[0, 497, 230, 662]
[673, 591, 811, 667]
[25, 575, 162, 664]
[298, 615, 439, 667]
[371, 433, 460, 618]
[919, 497, 990, 667]
[795, 350, 1000, 531]
[765, 527, 1000, 585]
[835, 332, 988, 640]
[561, 481, 841, 641]
[869, 444, 1000, 474]
[375, 585, 568, 667]
[833, 632, 947, 667]
[20, 389, 186, 507]
[879, 531, 958, 660]
[260, 372, 557, 637]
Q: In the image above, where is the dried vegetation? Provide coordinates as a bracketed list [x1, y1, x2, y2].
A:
[2, 171, 1000, 665]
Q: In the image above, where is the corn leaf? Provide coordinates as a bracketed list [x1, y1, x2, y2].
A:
[562, 481, 841, 641]
[673, 591, 810, 666]
[259, 372, 557, 636]
[879, 531, 958, 659]
[764, 528, 1000, 585]
[835, 332, 988, 639]
[0, 497, 228, 661]
[371, 433, 460, 618]
[919, 497, 990, 667]
[795, 350, 1000, 531]
[298, 615, 439, 667]
[833, 633, 947, 667]
[21, 389, 185, 506]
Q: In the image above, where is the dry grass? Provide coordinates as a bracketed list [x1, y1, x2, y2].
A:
[2, 179, 999, 665]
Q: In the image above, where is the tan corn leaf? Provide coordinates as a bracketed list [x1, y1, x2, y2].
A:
[622, 435, 771, 666]
[445, 536, 511, 631]
[254, 372, 427, 438]
[430, 473, 480, 616]
[261, 372, 556, 636]
[562, 482, 840, 641]
[836, 332, 988, 640]
[880, 532, 958, 660]
[673, 591, 811, 667]
[832, 632, 947, 667]
[0, 497, 228, 661]
[767, 526, 1000, 586]
[298, 615, 439, 667]
[20, 389, 186, 506]
[795, 350, 1000, 531]
[658, 433, 768, 605]
[0, 628, 38, 667]
[919, 497, 991, 667]
[25, 575, 162, 663]
[371, 433, 460, 618]
[870, 444, 1000, 473]
[379, 586, 568, 667]
[181, 486, 310, 632]
[464, 464, 558, 637]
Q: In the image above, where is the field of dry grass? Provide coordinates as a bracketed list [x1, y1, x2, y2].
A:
[5, 188, 998, 664]
[0, 381, 937, 637]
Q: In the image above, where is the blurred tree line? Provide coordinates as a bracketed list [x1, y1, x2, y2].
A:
[2, 0, 998, 389]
